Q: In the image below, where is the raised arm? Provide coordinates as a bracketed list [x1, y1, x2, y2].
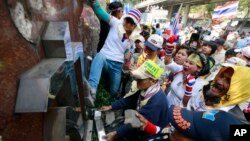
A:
[182, 75, 196, 107]
[91, 0, 110, 23]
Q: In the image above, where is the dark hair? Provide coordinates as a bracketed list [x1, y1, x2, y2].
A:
[151, 27, 156, 34]
[205, 56, 215, 75]
[124, 17, 136, 26]
[225, 48, 237, 57]
[135, 40, 141, 44]
[192, 52, 207, 68]
[198, 55, 215, 77]
[210, 42, 218, 55]
[189, 51, 214, 77]
[143, 25, 148, 30]
[173, 45, 193, 58]
[240, 32, 245, 38]
[203, 41, 218, 55]
[109, 2, 123, 17]
[189, 33, 200, 43]
[156, 23, 160, 28]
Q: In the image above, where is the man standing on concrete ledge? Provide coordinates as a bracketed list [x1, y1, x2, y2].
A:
[86, 0, 142, 107]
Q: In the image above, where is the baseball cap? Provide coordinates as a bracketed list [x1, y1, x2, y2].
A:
[168, 106, 243, 141]
[241, 46, 250, 59]
[222, 57, 247, 67]
[144, 34, 164, 51]
[131, 60, 163, 80]
[234, 48, 241, 53]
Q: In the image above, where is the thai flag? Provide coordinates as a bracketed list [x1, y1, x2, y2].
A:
[170, 4, 183, 35]
[212, 1, 239, 20]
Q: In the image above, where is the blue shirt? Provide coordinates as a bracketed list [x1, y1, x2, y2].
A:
[112, 90, 169, 138]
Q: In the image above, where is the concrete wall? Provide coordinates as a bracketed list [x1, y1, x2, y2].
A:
[0, 0, 85, 140]
[0, 1, 44, 140]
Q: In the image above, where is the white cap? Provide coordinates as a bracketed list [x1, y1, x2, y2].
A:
[241, 46, 250, 58]
[234, 48, 241, 53]
[144, 34, 163, 51]
[131, 65, 153, 79]
[131, 60, 163, 80]
[222, 57, 247, 67]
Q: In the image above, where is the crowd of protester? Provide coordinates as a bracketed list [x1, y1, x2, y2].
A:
[85, 0, 250, 140]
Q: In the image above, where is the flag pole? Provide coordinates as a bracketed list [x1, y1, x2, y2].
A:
[170, 1, 183, 35]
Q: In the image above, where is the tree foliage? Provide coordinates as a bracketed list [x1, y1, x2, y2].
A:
[239, 0, 250, 11]
[206, 3, 215, 17]
[123, 0, 137, 4]
[239, 0, 250, 18]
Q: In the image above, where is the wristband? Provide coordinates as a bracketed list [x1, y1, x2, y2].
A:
[144, 121, 160, 135]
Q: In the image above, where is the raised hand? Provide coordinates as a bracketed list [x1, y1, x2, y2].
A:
[185, 74, 196, 96]
[183, 74, 196, 107]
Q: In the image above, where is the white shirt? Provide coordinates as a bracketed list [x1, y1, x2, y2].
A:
[165, 61, 184, 107]
[186, 78, 208, 111]
[100, 17, 132, 63]
[212, 49, 226, 66]
[165, 61, 206, 109]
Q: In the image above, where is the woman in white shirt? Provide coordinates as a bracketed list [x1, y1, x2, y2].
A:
[161, 46, 193, 91]
[164, 51, 210, 108]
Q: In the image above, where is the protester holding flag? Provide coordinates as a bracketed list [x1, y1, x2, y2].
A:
[164, 50, 210, 108]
